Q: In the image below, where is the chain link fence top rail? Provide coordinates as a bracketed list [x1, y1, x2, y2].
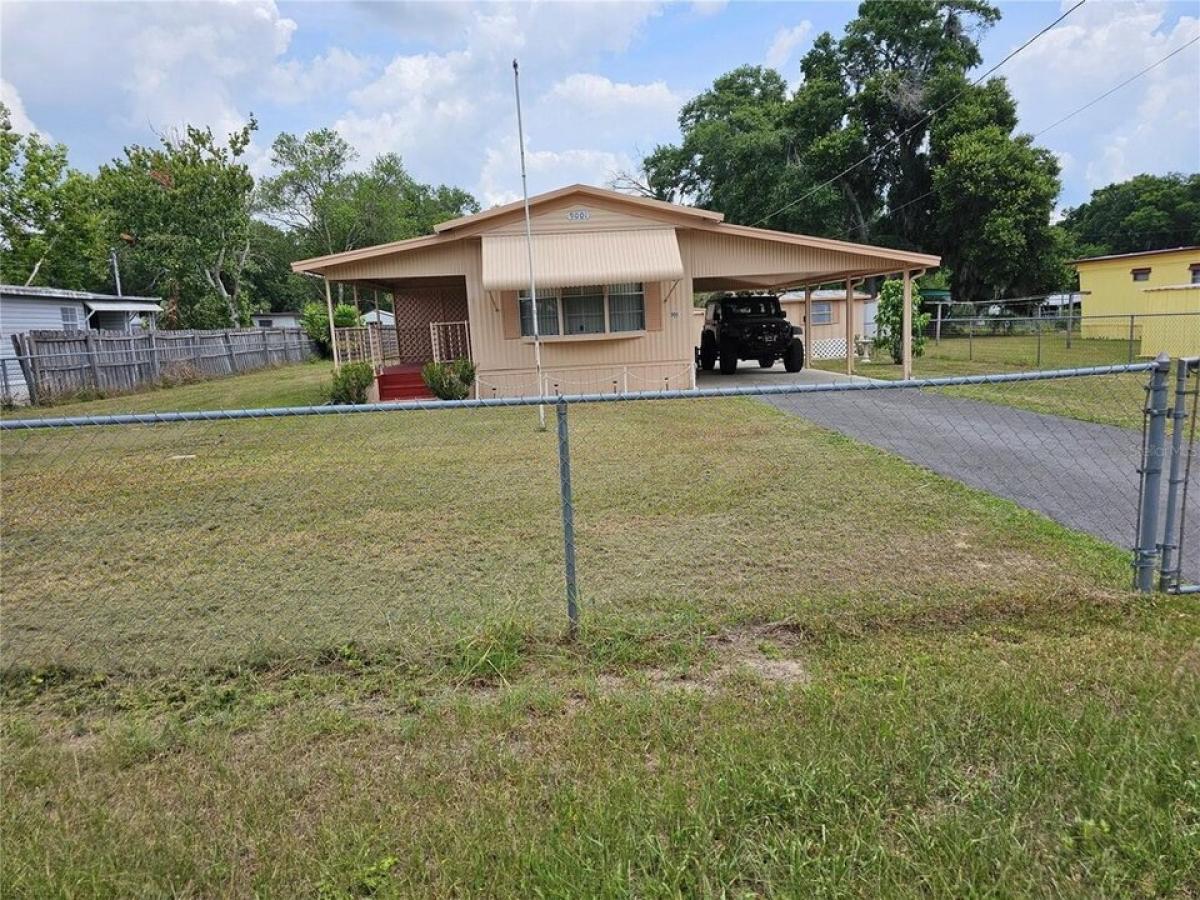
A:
[3, 361, 1194, 676]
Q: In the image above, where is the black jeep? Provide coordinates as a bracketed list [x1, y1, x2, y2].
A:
[698, 294, 805, 375]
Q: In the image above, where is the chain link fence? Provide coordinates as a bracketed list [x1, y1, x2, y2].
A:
[2, 360, 1195, 676]
[913, 311, 1200, 371]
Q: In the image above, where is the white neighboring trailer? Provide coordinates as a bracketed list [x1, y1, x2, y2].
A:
[250, 311, 302, 329]
[0, 284, 162, 402]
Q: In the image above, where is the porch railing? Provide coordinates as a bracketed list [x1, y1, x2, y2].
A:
[431, 321, 471, 363]
[333, 324, 400, 371]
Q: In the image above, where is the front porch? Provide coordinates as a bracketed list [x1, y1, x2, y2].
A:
[330, 278, 472, 400]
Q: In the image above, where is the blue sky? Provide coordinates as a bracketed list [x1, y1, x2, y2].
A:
[2, 1, 1197, 213]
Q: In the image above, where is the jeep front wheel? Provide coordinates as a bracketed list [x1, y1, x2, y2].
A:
[783, 339, 805, 373]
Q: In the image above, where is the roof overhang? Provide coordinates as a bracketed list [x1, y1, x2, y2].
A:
[0, 285, 162, 305]
[83, 299, 163, 313]
[481, 229, 684, 291]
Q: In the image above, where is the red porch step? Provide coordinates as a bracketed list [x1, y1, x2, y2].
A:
[377, 364, 434, 401]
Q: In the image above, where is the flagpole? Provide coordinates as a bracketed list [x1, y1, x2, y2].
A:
[513, 58, 546, 429]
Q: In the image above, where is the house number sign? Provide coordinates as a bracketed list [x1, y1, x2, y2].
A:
[566, 209, 590, 221]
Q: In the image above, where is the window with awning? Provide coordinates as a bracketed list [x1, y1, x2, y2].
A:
[482, 229, 683, 291]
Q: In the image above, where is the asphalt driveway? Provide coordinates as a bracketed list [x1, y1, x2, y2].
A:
[698, 363, 1199, 584]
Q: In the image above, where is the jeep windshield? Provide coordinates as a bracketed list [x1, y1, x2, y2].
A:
[724, 298, 781, 317]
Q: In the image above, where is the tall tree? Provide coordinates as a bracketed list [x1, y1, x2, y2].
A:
[258, 129, 480, 263]
[1059, 174, 1200, 256]
[636, 66, 843, 235]
[642, 1, 1005, 251]
[932, 126, 1061, 302]
[97, 119, 258, 327]
[257, 128, 360, 259]
[0, 103, 107, 290]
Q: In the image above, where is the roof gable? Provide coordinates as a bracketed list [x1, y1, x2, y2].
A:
[434, 184, 724, 236]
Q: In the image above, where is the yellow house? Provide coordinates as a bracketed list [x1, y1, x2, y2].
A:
[1074, 246, 1200, 357]
[293, 184, 938, 398]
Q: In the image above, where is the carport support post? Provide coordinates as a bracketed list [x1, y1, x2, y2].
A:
[1134, 353, 1171, 592]
[325, 277, 340, 369]
[803, 285, 813, 355]
[902, 269, 913, 380]
[844, 278, 854, 376]
[555, 398, 580, 639]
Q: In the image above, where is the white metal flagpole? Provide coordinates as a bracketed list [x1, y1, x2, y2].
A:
[513, 58, 546, 429]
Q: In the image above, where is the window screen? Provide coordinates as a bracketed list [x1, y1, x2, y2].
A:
[60, 307, 80, 331]
[810, 302, 833, 325]
[1131, 268, 1151, 282]
[562, 285, 605, 334]
[519, 290, 560, 336]
[608, 283, 645, 331]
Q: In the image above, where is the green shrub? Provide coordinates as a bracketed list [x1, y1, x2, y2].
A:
[421, 358, 476, 400]
[329, 361, 375, 404]
[873, 279, 932, 364]
[302, 302, 362, 356]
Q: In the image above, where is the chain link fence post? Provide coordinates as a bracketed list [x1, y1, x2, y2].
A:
[555, 398, 579, 639]
[1160, 357, 1198, 592]
[1134, 353, 1171, 592]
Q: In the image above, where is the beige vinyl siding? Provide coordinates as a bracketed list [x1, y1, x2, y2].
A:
[321, 240, 467, 283]
[485, 202, 677, 236]
[686, 229, 900, 285]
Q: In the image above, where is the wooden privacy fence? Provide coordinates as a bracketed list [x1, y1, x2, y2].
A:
[9, 327, 317, 404]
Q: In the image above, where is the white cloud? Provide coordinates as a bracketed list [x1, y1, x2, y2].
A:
[1, 1, 298, 146]
[1002, 1, 1200, 200]
[326, 3, 681, 201]
[691, 0, 728, 18]
[765, 21, 814, 73]
[479, 139, 634, 206]
[0, 78, 47, 138]
[550, 73, 681, 113]
[3, 0, 686, 206]
[263, 48, 374, 105]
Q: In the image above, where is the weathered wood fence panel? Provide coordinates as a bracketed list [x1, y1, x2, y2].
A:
[9, 327, 317, 405]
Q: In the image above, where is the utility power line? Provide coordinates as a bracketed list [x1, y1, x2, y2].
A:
[753, 0, 1088, 227]
[1033, 35, 1200, 138]
[833, 36, 1200, 243]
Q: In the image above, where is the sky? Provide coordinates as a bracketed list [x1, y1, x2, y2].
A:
[1, 0, 1197, 213]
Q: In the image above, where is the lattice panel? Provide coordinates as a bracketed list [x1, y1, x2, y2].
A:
[393, 286, 469, 363]
[810, 337, 848, 360]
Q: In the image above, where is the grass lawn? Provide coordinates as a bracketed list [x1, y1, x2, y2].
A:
[3, 359, 333, 418]
[3, 365, 1198, 896]
[814, 337, 1150, 429]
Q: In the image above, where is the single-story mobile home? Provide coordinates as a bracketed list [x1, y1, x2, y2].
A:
[0, 285, 162, 401]
[292, 185, 939, 399]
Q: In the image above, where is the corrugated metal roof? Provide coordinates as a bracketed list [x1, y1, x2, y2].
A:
[481, 229, 684, 291]
[82, 299, 163, 313]
[1070, 245, 1200, 265]
[0, 284, 162, 304]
